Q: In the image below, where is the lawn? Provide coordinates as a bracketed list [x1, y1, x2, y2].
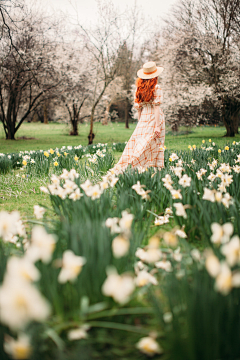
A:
[1, 122, 239, 153]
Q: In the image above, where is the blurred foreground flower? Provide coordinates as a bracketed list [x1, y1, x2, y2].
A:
[58, 250, 86, 283]
[33, 205, 46, 220]
[0, 211, 20, 242]
[112, 235, 130, 258]
[4, 333, 32, 360]
[68, 324, 90, 341]
[136, 336, 163, 357]
[0, 277, 50, 330]
[26, 226, 56, 263]
[210, 222, 233, 245]
[102, 267, 135, 304]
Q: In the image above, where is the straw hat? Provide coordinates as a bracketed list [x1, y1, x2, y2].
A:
[137, 61, 164, 79]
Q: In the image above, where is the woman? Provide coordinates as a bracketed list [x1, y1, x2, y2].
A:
[113, 61, 165, 174]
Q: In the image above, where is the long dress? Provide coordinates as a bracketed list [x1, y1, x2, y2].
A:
[113, 84, 165, 173]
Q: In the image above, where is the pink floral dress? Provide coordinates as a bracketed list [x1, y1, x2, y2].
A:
[113, 84, 165, 173]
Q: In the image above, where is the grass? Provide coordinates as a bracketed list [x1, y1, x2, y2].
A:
[1, 122, 239, 154]
[0, 172, 51, 219]
[1, 122, 239, 219]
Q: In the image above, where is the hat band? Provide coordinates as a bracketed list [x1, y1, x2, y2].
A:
[143, 69, 157, 75]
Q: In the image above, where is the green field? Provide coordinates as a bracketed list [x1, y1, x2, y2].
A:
[0, 122, 239, 153]
[1, 122, 239, 219]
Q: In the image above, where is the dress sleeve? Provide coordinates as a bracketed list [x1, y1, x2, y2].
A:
[153, 85, 163, 106]
[134, 101, 142, 110]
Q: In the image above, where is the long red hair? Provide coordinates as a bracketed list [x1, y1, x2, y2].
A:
[135, 77, 158, 103]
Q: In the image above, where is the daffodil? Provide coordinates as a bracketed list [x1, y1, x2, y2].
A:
[4, 333, 32, 359]
[102, 267, 135, 304]
[112, 235, 130, 258]
[58, 250, 86, 283]
[136, 336, 163, 356]
[173, 203, 187, 218]
[33, 205, 46, 219]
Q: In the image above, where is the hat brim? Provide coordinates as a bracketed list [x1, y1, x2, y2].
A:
[137, 66, 164, 79]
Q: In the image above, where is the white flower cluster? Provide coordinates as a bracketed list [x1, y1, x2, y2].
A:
[40, 168, 119, 201]
[0, 211, 26, 245]
[0, 225, 54, 331]
[105, 210, 134, 258]
[205, 222, 240, 295]
[132, 181, 151, 200]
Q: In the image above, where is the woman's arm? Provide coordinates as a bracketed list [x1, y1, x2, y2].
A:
[154, 105, 161, 138]
[154, 105, 160, 127]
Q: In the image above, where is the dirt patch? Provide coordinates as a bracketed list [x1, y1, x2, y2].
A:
[17, 136, 37, 140]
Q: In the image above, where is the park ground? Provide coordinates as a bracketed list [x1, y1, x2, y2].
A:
[1, 122, 240, 153]
[0, 122, 239, 219]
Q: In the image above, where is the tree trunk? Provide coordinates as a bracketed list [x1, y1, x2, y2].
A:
[44, 103, 48, 124]
[88, 112, 95, 145]
[6, 119, 15, 140]
[125, 97, 129, 129]
[223, 118, 235, 137]
[70, 118, 79, 135]
[6, 104, 16, 139]
[32, 112, 38, 123]
[233, 113, 239, 135]
[102, 103, 110, 125]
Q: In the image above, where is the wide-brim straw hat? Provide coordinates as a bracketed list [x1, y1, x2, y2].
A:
[137, 61, 164, 79]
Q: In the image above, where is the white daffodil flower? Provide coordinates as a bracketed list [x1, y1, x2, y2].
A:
[221, 236, 240, 267]
[170, 189, 182, 200]
[178, 174, 191, 187]
[154, 215, 169, 226]
[63, 180, 78, 195]
[202, 188, 215, 202]
[85, 184, 103, 200]
[173, 166, 184, 178]
[69, 188, 83, 201]
[205, 251, 221, 277]
[33, 205, 46, 220]
[26, 226, 56, 263]
[102, 267, 135, 304]
[119, 211, 134, 233]
[80, 179, 92, 192]
[58, 250, 86, 283]
[173, 203, 187, 218]
[136, 336, 163, 356]
[155, 260, 172, 272]
[112, 235, 130, 258]
[135, 270, 158, 287]
[6, 256, 41, 283]
[0, 277, 50, 330]
[214, 262, 232, 295]
[4, 333, 32, 360]
[0, 211, 20, 242]
[68, 324, 90, 341]
[210, 222, 233, 245]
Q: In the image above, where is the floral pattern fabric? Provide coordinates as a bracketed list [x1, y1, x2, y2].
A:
[113, 84, 165, 173]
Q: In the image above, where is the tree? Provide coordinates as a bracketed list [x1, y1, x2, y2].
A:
[0, 4, 61, 139]
[75, 0, 144, 144]
[59, 45, 92, 135]
[159, 0, 240, 136]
